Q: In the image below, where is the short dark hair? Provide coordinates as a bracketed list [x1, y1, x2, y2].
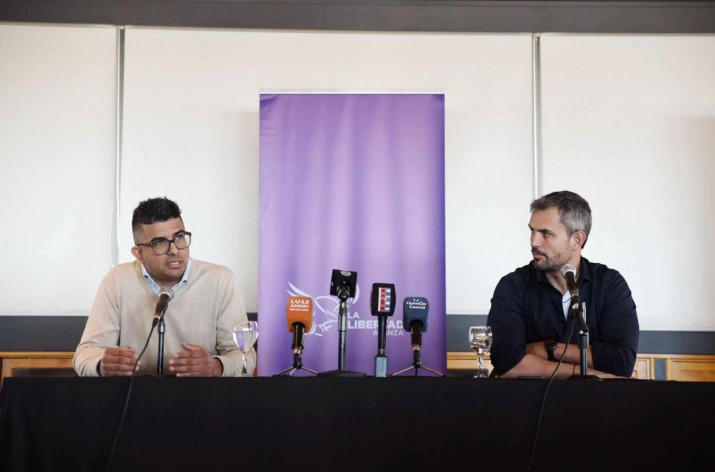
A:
[132, 197, 182, 243]
[531, 190, 592, 248]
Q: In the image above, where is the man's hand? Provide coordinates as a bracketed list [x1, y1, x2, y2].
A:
[169, 342, 222, 377]
[100, 346, 139, 376]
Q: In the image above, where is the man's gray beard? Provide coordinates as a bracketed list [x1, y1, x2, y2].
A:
[535, 258, 561, 273]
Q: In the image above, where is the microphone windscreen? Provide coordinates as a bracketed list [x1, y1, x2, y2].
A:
[330, 269, 358, 298]
[371, 283, 396, 317]
[287, 296, 313, 333]
[159, 287, 174, 300]
[403, 297, 429, 332]
[560, 264, 577, 278]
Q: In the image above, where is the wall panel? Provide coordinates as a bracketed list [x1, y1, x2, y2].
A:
[540, 35, 715, 330]
[0, 24, 116, 314]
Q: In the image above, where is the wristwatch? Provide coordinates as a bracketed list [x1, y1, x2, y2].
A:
[545, 339, 558, 362]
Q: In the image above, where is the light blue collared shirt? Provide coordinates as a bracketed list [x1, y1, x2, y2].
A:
[141, 258, 192, 294]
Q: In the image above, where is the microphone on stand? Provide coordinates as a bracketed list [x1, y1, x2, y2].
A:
[404, 297, 429, 364]
[560, 265, 599, 380]
[287, 296, 313, 365]
[152, 288, 174, 375]
[370, 283, 396, 377]
[560, 264, 579, 315]
[274, 296, 318, 376]
[390, 297, 442, 377]
[317, 269, 366, 377]
[152, 288, 174, 327]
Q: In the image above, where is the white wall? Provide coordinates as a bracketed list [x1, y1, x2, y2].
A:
[2, 24, 714, 331]
[0, 24, 116, 314]
[540, 35, 715, 331]
[119, 28, 533, 314]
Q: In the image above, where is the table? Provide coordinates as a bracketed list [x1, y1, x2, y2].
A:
[1, 376, 713, 471]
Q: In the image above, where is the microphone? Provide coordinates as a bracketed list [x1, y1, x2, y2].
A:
[286, 296, 313, 363]
[371, 283, 396, 377]
[403, 297, 429, 361]
[390, 296, 443, 377]
[152, 288, 174, 326]
[560, 264, 580, 312]
[330, 269, 358, 300]
[371, 283, 397, 350]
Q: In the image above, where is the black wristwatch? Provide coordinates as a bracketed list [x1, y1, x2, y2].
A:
[545, 339, 558, 362]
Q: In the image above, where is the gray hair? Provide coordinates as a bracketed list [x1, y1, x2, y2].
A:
[530, 191, 592, 247]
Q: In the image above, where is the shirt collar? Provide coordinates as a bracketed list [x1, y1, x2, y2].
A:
[579, 257, 593, 283]
[141, 258, 192, 294]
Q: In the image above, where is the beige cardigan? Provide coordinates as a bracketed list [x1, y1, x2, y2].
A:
[73, 259, 254, 377]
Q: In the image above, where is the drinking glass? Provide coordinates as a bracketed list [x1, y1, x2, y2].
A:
[233, 320, 258, 377]
[469, 325, 492, 378]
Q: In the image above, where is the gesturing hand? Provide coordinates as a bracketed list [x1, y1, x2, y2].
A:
[169, 342, 222, 377]
[100, 346, 139, 377]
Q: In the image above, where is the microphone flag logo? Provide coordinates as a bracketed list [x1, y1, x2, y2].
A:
[378, 287, 392, 313]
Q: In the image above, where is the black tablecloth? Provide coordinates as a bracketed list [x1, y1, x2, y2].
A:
[1, 376, 714, 471]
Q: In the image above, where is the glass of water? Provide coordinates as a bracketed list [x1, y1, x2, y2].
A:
[233, 320, 258, 377]
[469, 325, 492, 378]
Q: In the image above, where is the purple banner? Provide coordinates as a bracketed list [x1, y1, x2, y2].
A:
[258, 94, 445, 377]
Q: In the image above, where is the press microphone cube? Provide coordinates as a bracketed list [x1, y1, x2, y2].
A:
[286, 296, 313, 332]
[330, 269, 358, 299]
[403, 297, 429, 332]
[370, 283, 396, 317]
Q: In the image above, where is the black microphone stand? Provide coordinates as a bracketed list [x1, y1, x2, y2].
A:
[390, 348, 444, 377]
[274, 355, 319, 376]
[157, 316, 166, 375]
[318, 286, 367, 377]
[569, 302, 601, 380]
[391, 325, 443, 377]
[274, 327, 319, 376]
[375, 315, 389, 377]
[337, 289, 349, 370]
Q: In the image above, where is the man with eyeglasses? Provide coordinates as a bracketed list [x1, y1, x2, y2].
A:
[73, 197, 254, 377]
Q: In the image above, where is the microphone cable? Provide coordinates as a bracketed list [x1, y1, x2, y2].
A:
[104, 322, 158, 472]
[525, 312, 578, 472]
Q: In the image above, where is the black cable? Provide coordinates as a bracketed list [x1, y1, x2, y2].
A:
[104, 322, 156, 472]
[525, 310, 578, 472]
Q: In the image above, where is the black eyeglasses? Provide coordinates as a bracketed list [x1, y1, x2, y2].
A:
[136, 231, 192, 255]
